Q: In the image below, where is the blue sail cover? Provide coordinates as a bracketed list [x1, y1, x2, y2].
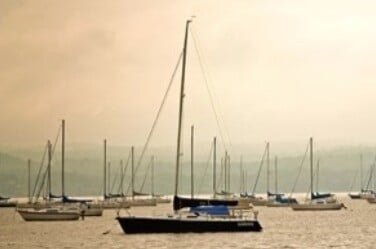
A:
[190, 205, 230, 216]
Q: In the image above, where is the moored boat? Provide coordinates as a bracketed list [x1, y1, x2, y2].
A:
[291, 138, 345, 211]
[116, 19, 262, 233]
[17, 206, 80, 221]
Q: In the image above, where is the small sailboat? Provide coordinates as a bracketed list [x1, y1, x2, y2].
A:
[116, 19, 262, 233]
[291, 137, 344, 211]
[266, 156, 297, 207]
[100, 139, 130, 209]
[17, 139, 81, 221]
[242, 143, 273, 206]
[17, 206, 80, 221]
[173, 136, 245, 210]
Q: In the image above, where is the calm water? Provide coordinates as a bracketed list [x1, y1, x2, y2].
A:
[1, 194, 376, 249]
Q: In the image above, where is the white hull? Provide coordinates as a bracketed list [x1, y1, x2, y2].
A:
[291, 202, 343, 211]
[129, 198, 157, 207]
[17, 208, 80, 221]
[101, 200, 130, 209]
[249, 198, 272, 206]
[81, 204, 103, 216]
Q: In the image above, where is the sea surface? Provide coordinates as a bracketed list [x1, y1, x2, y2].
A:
[1, 194, 376, 249]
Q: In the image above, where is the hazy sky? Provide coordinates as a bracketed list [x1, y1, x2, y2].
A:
[1, 0, 376, 151]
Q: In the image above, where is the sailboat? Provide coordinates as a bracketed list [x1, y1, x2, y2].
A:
[349, 155, 375, 200]
[173, 136, 245, 210]
[266, 155, 297, 207]
[242, 143, 273, 206]
[291, 137, 344, 211]
[116, 19, 262, 233]
[17, 139, 82, 221]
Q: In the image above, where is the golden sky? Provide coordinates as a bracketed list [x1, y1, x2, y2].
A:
[1, 0, 376, 150]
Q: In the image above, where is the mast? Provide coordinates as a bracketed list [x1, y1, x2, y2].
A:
[360, 154, 363, 191]
[274, 156, 278, 194]
[61, 119, 65, 197]
[131, 146, 134, 200]
[228, 155, 231, 193]
[151, 156, 154, 196]
[190, 125, 194, 198]
[240, 155, 243, 194]
[47, 140, 52, 199]
[103, 139, 107, 199]
[120, 160, 124, 196]
[266, 142, 270, 195]
[213, 137, 217, 198]
[28, 159, 31, 203]
[224, 151, 228, 193]
[316, 159, 320, 193]
[175, 19, 191, 197]
[310, 137, 313, 198]
[108, 162, 111, 195]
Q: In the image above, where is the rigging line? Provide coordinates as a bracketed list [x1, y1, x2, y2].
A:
[139, 158, 153, 193]
[365, 156, 376, 190]
[349, 168, 359, 192]
[251, 145, 267, 195]
[133, 52, 183, 175]
[50, 124, 62, 159]
[288, 141, 309, 198]
[34, 165, 48, 202]
[109, 165, 120, 195]
[197, 142, 214, 194]
[189, 27, 230, 153]
[304, 159, 320, 199]
[31, 142, 48, 198]
[216, 156, 225, 190]
[117, 150, 131, 195]
[47, 124, 62, 195]
[124, 52, 183, 195]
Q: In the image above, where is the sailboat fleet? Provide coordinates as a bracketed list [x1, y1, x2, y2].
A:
[0, 19, 375, 234]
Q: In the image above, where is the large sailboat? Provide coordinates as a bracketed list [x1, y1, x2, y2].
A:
[116, 19, 262, 233]
[291, 137, 344, 211]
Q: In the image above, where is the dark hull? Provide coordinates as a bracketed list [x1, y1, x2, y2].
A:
[173, 195, 238, 210]
[116, 216, 262, 233]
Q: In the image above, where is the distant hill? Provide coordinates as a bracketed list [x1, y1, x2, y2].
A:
[0, 143, 375, 197]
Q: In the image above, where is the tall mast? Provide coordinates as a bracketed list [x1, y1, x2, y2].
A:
[227, 155, 231, 193]
[47, 140, 52, 199]
[316, 159, 320, 193]
[224, 151, 228, 193]
[28, 159, 31, 203]
[266, 142, 270, 195]
[175, 20, 191, 197]
[274, 156, 278, 194]
[108, 162, 111, 195]
[103, 139, 107, 199]
[131, 146, 135, 200]
[213, 137, 217, 198]
[151, 156, 155, 196]
[190, 125, 194, 198]
[120, 160, 124, 196]
[61, 119, 65, 197]
[239, 155, 243, 194]
[310, 137, 313, 198]
[360, 154, 363, 191]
